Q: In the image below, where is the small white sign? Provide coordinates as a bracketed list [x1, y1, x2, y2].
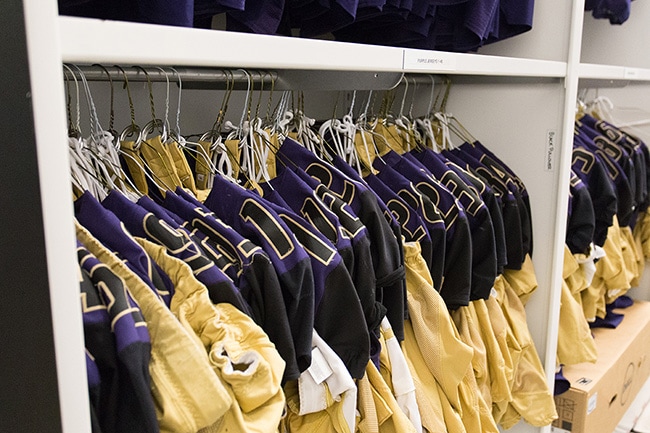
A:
[624, 68, 639, 79]
[551, 427, 571, 433]
[588, 393, 598, 415]
[545, 130, 557, 172]
[403, 49, 457, 71]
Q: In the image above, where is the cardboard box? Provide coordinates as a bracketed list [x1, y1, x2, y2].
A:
[552, 301, 650, 433]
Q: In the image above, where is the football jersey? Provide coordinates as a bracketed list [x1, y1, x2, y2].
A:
[411, 148, 498, 300]
[264, 165, 355, 273]
[162, 188, 301, 382]
[379, 150, 473, 308]
[78, 259, 119, 433]
[444, 157, 509, 274]
[292, 167, 387, 359]
[374, 162, 458, 305]
[567, 171, 596, 255]
[584, 115, 649, 220]
[102, 190, 251, 314]
[365, 173, 433, 267]
[75, 191, 175, 306]
[276, 138, 404, 295]
[572, 140, 618, 246]
[77, 243, 158, 433]
[443, 147, 525, 270]
[332, 155, 408, 340]
[458, 141, 533, 258]
[135, 194, 239, 280]
[576, 121, 635, 227]
[203, 175, 315, 373]
[261, 188, 371, 379]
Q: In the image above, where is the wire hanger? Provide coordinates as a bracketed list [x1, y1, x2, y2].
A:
[135, 66, 167, 143]
[415, 75, 441, 151]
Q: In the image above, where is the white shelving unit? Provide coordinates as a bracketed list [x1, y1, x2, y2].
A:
[4, 0, 650, 432]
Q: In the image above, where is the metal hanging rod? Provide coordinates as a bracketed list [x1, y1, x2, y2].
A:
[62, 64, 407, 91]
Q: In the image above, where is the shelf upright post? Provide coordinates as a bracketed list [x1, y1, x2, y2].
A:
[0, 1, 91, 432]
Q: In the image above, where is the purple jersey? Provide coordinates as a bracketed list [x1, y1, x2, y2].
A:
[75, 192, 175, 306]
[262, 188, 371, 379]
[567, 172, 595, 255]
[379, 150, 472, 307]
[444, 158, 508, 273]
[204, 175, 315, 373]
[162, 189, 301, 382]
[571, 143, 617, 247]
[411, 148, 498, 300]
[78, 243, 157, 433]
[443, 147, 525, 270]
[102, 190, 251, 315]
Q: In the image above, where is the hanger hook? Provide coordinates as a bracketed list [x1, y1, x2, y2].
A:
[168, 66, 183, 139]
[154, 66, 171, 133]
[62, 64, 82, 138]
[398, 75, 409, 117]
[114, 65, 141, 144]
[132, 66, 157, 123]
[93, 64, 117, 137]
[426, 75, 436, 115]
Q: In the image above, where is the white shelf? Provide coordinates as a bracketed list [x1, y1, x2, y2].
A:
[402, 48, 567, 77]
[59, 16, 567, 78]
[59, 16, 405, 71]
[579, 63, 650, 82]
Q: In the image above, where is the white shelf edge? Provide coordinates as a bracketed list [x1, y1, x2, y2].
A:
[402, 48, 567, 78]
[59, 16, 404, 72]
[59, 16, 567, 78]
[579, 63, 650, 81]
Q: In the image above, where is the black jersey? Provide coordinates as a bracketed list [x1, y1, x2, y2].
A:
[75, 192, 175, 306]
[571, 142, 617, 247]
[162, 188, 301, 382]
[379, 150, 473, 308]
[458, 141, 533, 259]
[78, 243, 157, 433]
[294, 167, 387, 357]
[576, 121, 635, 227]
[277, 138, 404, 294]
[444, 158, 508, 274]
[261, 188, 371, 379]
[567, 171, 596, 255]
[332, 155, 408, 340]
[443, 148, 525, 270]
[136, 195, 239, 281]
[102, 190, 251, 315]
[204, 175, 315, 374]
[410, 148, 498, 300]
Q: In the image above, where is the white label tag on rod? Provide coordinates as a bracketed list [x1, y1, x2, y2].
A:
[403, 50, 457, 71]
[545, 130, 557, 172]
[624, 68, 639, 79]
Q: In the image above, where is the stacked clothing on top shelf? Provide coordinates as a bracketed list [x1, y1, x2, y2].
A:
[70, 87, 557, 431]
[585, 0, 633, 25]
[58, 0, 534, 52]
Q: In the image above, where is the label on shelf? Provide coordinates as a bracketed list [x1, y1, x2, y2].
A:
[545, 129, 557, 172]
[403, 50, 457, 71]
[624, 68, 639, 79]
